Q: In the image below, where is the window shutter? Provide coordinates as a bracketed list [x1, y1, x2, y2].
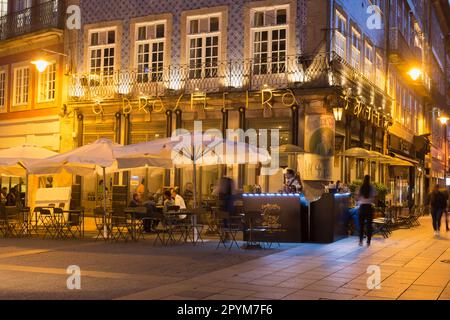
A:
[148, 25, 155, 40]
[200, 18, 209, 33]
[266, 10, 276, 26]
[99, 31, 106, 45]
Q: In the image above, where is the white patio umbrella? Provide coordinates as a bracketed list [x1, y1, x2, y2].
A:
[25, 139, 124, 238]
[117, 133, 271, 207]
[24, 138, 173, 237]
[0, 145, 58, 206]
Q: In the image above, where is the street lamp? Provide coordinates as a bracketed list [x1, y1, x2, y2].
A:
[31, 59, 51, 73]
[333, 106, 344, 122]
[439, 116, 449, 125]
[407, 68, 422, 81]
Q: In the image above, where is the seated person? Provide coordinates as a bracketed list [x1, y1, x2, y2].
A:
[129, 193, 142, 208]
[143, 195, 158, 232]
[162, 190, 176, 214]
[171, 188, 187, 210]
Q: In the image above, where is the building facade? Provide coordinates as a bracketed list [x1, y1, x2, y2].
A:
[0, 0, 447, 210]
[0, 0, 68, 202]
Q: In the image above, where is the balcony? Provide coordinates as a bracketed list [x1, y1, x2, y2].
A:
[389, 28, 422, 66]
[0, 0, 65, 42]
[69, 52, 388, 108]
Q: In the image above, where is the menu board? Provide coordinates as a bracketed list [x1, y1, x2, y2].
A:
[35, 187, 72, 210]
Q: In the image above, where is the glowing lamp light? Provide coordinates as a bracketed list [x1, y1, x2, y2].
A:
[438, 116, 449, 125]
[31, 60, 51, 73]
[333, 107, 344, 122]
[407, 68, 422, 81]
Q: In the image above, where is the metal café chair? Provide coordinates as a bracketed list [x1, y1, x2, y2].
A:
[94, 207, 111, 241]
[0, 206, 20, 237]
[242, 211, 267, 249]
[6, 206, 29, 237]
[0, 205, 8, 238]
[39, 208, 55, 239]
[215, 211, 241, 250]
[111, 207, 130, 242]
[151, 212, 173, 246]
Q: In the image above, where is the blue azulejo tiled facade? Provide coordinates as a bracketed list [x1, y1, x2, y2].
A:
[78, 0, 308, 71]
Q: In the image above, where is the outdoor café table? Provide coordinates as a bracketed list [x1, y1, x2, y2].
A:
[124, 207, 147, 241]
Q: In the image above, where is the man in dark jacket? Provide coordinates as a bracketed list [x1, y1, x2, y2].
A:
[429, 185, 446, 237]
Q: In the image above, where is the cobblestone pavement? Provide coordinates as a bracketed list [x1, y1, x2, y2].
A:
[0, 216, 449, 300]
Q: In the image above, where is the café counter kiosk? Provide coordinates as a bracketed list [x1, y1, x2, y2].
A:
[242, 193, 309, 243]
[309, 193, 352, 243]
[242, 192, 351, 244]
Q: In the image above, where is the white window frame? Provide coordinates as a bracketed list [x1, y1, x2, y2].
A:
[364, 42, 374, 81]
[187, 13, 222, 79]
[12, 65, 29, 107]
[250, 4, 289, 75]
[375, 53, 384, 88]
[134, 20, 166, 83]
[88, 27, 117, 82]
[38, 61, 57, 103]
[0, 69, 6, 110]
[350, 27, 361, 70]
[334, 10, 347, 59]
[0, 0, 8, 17]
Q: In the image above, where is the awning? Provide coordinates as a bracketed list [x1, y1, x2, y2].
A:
[390, 152, 420, 165]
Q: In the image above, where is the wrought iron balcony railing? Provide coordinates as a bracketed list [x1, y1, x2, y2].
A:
[0, 0, 65, 42]
[69, 52, 387, 104]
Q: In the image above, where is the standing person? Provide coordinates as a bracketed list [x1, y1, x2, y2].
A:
[357, 175, 377, 247]
[336, 180, 342, 193]
[136, 179, 146, 198]
[429, 185, 446, 237]
[283, 169, 303, 193]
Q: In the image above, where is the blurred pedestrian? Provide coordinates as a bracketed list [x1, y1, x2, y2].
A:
[218, 176, 236, 215]
[357, 175, 377, 247]
[429, 185, 446, 237]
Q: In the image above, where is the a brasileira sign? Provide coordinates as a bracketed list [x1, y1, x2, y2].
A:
[91, 88, 302, 115]
[90, 87, 391, 129]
